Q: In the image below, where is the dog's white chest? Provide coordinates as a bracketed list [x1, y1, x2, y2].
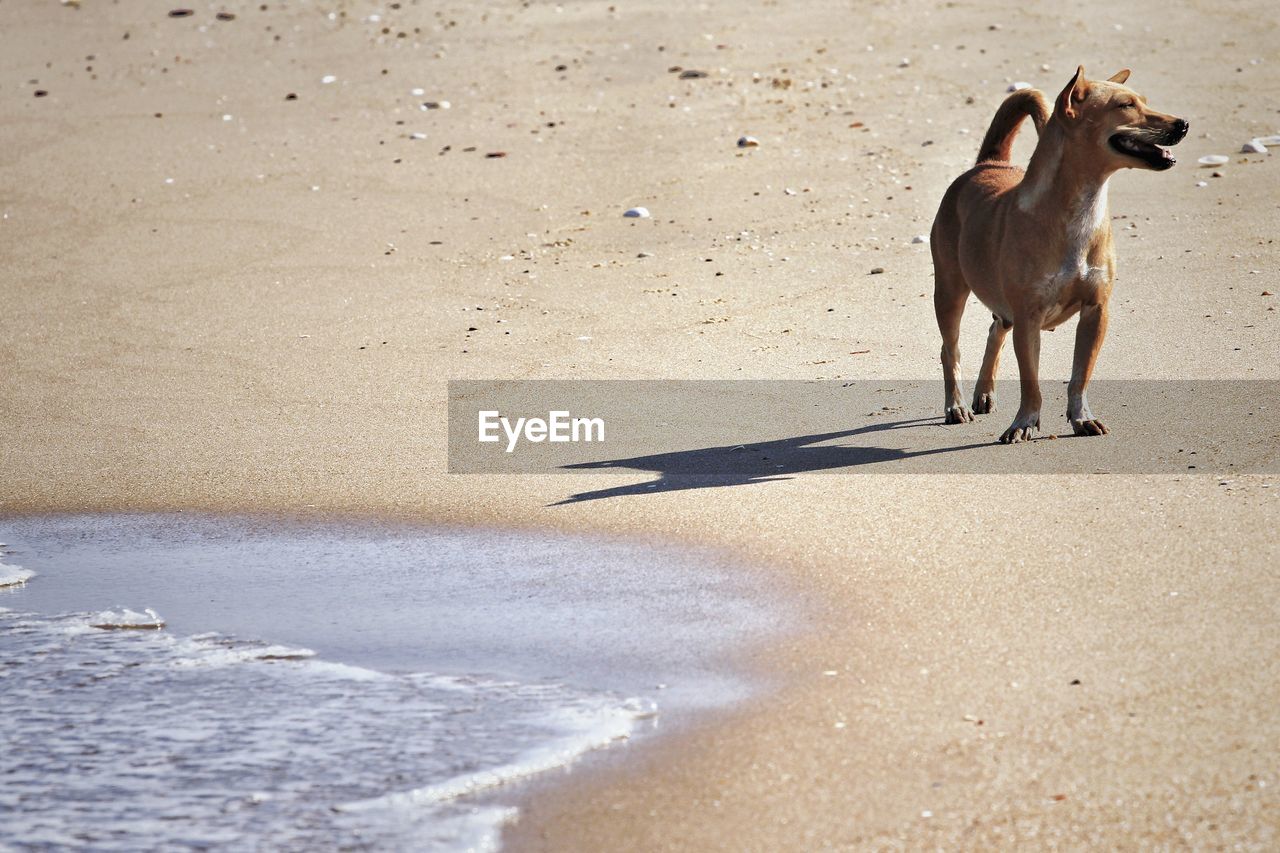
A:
[1059, 182, 1109, 280]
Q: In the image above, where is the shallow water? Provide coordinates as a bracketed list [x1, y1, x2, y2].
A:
[0, 515, 779, 850]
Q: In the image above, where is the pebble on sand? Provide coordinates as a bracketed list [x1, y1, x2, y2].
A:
[623, 207, 651, 219]
[168, 9, 194, 17]
[1197, 155, 1229, 167]
[869, 267, 885, 275]
[737, 135, 760, 148]
[911, 234, 929, 244]
[1241, 140, 1267, 154]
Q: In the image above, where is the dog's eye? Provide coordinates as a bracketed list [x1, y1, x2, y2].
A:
[1115, 101, 1136, 110]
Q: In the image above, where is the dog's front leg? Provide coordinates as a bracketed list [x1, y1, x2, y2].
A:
[999, 320, 1042, 443]
[1067, 301, 1110, 436]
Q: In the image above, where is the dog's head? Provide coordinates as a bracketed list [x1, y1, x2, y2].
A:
[1055, 66, 1188, 171]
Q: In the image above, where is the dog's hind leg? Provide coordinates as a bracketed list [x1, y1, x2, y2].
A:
[972, 313, 1010, 413]
[933, 271, 973, 424]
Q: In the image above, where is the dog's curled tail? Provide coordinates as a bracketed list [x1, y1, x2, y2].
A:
[975, 89, 1051, 164]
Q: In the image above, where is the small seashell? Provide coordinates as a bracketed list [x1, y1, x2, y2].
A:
[911, 234, 929, 244]
[1197, 155, 1229, 167]
[1007, 81, 1032, 92]
[623, 207, 651, 218]
[737, 135, 760, 148]
[409, 132, 426, 140]
[421, 100, 450, 110]
[321, 74, 337, 84]
[1241, 139, 1267, 154]
[1253, 134, 1280, 147]
[678, 69, 708, 79]
[898, 58, 911, 68]
[1195, 181, 1208, 187]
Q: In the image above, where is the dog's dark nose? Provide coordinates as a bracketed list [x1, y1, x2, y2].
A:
[1174, 118, 1190, 141]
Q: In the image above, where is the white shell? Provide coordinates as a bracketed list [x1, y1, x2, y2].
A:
[1253, 135, 1280, 146]
[1197, 155, 1229, 167]
[1007, 81, 1032, 92]
[1241, 140, 1267, 154]
[911, 234, 929, 244]
[737, 135, 760, 148]
[623, 207, 651, 219]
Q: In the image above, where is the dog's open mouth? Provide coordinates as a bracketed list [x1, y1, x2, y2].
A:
[1109, 133, 1177, 169]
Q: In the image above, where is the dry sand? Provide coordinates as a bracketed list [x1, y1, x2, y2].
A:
[2, 0, 1278, 848]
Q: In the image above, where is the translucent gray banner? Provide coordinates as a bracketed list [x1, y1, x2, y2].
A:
[447, 380, 1279, 475]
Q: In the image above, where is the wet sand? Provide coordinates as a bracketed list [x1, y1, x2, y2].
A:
[2, 0, 1278, 848]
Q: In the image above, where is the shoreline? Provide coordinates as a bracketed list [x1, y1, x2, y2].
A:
[0, 511, 795, 849]
[7, 475, 1278, 848]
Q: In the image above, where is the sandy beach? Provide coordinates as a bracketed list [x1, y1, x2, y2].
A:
[2, 0, 1278, 848]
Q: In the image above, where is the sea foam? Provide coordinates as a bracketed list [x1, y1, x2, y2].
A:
[0, 607, 654, 851]
[0, 560, 34, 588]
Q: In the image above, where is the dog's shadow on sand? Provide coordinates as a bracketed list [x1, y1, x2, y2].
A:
[550, 417, 992, 505]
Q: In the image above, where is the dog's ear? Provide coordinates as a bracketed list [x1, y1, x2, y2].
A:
[1056, 65, 1087, 120]
[1107, 69, 1131, 84]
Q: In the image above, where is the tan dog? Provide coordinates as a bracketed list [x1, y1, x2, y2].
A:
[930, 66, 1188, 442]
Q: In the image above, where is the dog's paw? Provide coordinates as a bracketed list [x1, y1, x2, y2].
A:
[998, 413, 1040, 444]
[971, 391, 997, 414]
[944, 404, 974, 424]
[1071, 418, 1109, 437]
